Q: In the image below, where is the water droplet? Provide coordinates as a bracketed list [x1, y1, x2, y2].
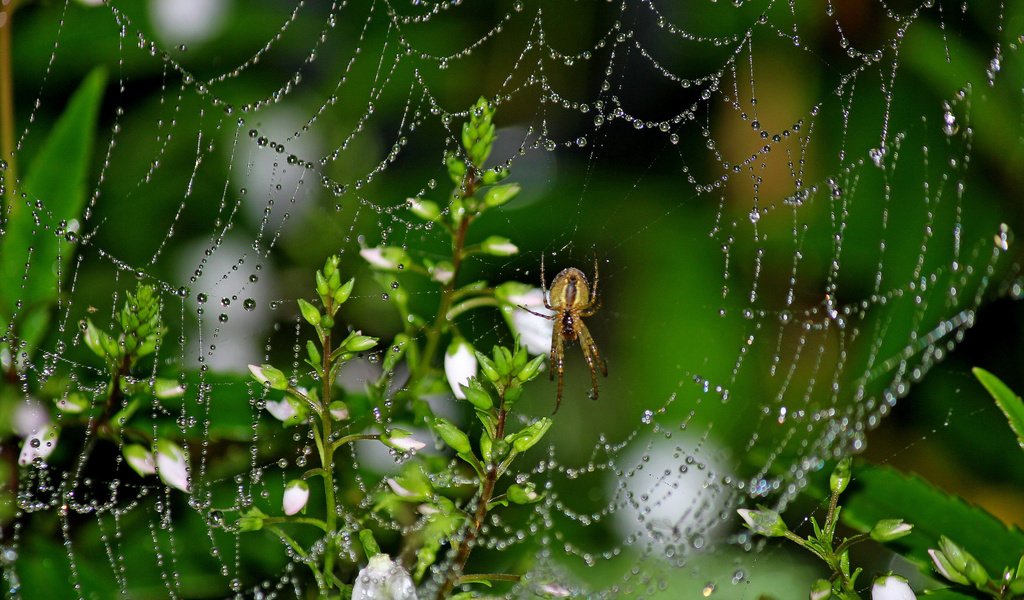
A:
[243, 298, 256, 311]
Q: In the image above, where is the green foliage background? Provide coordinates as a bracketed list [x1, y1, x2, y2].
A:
[2, 0, 1024, 598]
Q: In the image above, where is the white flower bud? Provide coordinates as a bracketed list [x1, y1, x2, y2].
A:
[19, 425, 59, 466]
[382, 429, 426, 452]
[507, 288, 554, 355]
[871, 575, 916, 600]
[265, 398, 297, 422]
[481, 235, 518, 256]
[360, 247, 405, 271]
[351, 554, 418, 600]
[444, 338, 477, 399]
[156, 440, 190, 493]
[124, 444, 157, 476]
[282, 480, 310, 516]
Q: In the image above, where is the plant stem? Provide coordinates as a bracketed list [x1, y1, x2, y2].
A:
[445, 295, 498, 321]
[319, 321, 339, 587]
[435, 406, 507, 599]
[0, 0, 16, 207]
[416, 168, 479, 378]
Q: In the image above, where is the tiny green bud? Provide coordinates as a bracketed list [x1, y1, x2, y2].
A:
[124, 444, 156, 476]
[507, 483, 542, 505]
[297, 299, 321, 326]
[322, 255, 339, 277]
[482, 183, 521, 208]
[334, 277, 355, 305]
[346, 334, 378, 352]
[446, 152, 467, 184]
[460, 382, 493, 410]
[493, 345, 513, 375]
[829, 457, 852, 496]
[237, 507, 267, 532]
[475, 351, 500, 383]
[737, 507, 788, 537]
[480, 167, 510, 185]
[517, 354, 546, 383]
[503, 385, 523, 406]
[929, 548, 969, 585]
[432, 417, 472, 455]
[316, 271, 330, 298]
[407, 197, 441, 221]
[510, 418, 552, 453]
[382, 334, 410, 375]
[869, 519, 913, 542]
[83, 319, 114, 361]
[320, 314, 335, 329]
[154, 378, 185, 399]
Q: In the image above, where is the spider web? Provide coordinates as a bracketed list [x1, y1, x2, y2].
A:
[1, 0, 1021, 598]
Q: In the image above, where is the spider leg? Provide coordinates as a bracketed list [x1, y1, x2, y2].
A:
[578, 321, 607, 401]
[540, 254, 553, 310]
[579, 297, 602, 317]
[517, 305, 555, 320]
[590, 257, 600, 301]
[550, 323, 565, 413]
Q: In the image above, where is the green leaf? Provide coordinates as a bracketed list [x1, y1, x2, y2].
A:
[0, 68, 106, 353]
[837, 463, 1024, 576]
[973, 367, 1024, 452]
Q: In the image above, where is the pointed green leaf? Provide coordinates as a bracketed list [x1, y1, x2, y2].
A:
[973, 367, 1024, 452]
[0, 68, 106, 353]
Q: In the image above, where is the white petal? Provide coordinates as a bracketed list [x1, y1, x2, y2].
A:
[282, 481, 310, 516]
[871, 575, 916, 600]
[125, 445, 157, 475]
[386, 478, 418, 498]
[265, 398, 297, 422]
[509, 290, 554, 355]
[430, 265, 453, 285]
[444, 340, 477, 399]
[18, 425, 59, 466]
[13, 401, 51, 439]
[156, 441, 191, 493]
[360, 247, 396, 270]
[391, 435, 426, 452]
[538, 582, 571, 598]
[248, 364, 270, 385]
[351, 554, 418, 600]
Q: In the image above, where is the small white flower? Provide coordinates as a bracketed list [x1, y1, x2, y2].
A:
[430, 263, 454, 285]
[18, 425, 59, 466]
[156, 440, 191, 493]
[444, 338, 477, 399]
[351, 554, 418, 600]
[386, 478, 418, 498]
[360, 247, 399, 270]
[282, 480, 310, 516]
[481, 235, 519, 256]
[265, 398, 297, 422]
[871, 575, 916, 600]
[537, 582, 571, 598]
[154, 378, 186, 399]
[507, 288, 554, 355]
[329, 401, 349, 421]
[124, 444, 157, 476]
[248, 364, 270, 386]
[384, 430, 426, 452]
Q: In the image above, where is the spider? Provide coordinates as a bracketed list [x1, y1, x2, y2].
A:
[520, 256, 607, 413]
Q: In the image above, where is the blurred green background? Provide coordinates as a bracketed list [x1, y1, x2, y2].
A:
[2, 0, 1024, 597]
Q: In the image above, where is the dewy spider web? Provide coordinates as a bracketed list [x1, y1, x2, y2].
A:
[0, 0, 1020, 597]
